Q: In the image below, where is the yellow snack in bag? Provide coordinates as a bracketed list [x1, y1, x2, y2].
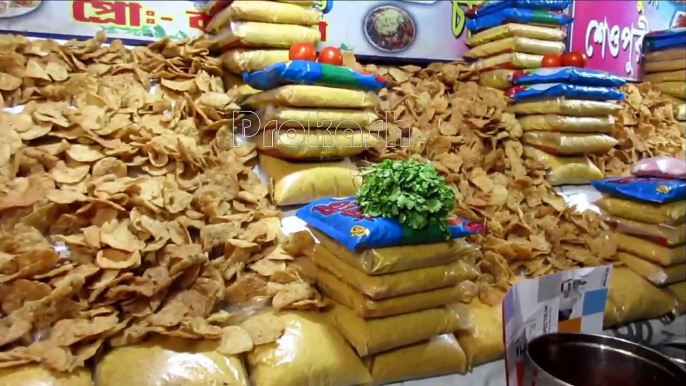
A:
[645, 70, 686, 83]
[260, 155, 360, 206]
[317, 269, 475, 318]
[601, 212, 686, 246]
[644, 47, 686, 62]
[257, 105, 380, 130]
[257, 128, 377, 160]
[509, 99, 622, 117]
[653, 82, 686, 99]
[611, 232, 685, 267]
[207, 1, 321, 33]
[244, 85, 380, 109]
[311, 228, 479, 275]
[204, 0, 229, 16]
[247, 311, 371, 386]
[518, 114, 614, 133]
[214, 21, 320, 50]
[524, 146, 603, 186]
[221, 49, 290, 73]
[669, 282, 686, 304]
[311, 243, 479, 299]
[466, 23, 566, 46]
[455, 301, 505, 368]
[465, 37, 565, 59]
[676, 103, 686, 121]
[645, 57, 686, 73]
[330, 303, 466, 356]
[0, 365, 92, 386]
[616, 251, 685, 286]
[95, 337, 248, 386]
[523, 131, 618, 155]
[277, 0, 315, 5]
[368, 334, 468, 384]
[595, 197, 686, 225]
[479, 69, 515, 90]
[470, 52, 544, 72]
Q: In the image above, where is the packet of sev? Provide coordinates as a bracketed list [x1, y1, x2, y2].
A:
[466, 23, 566, 46]
[669, 282, 686, 305]
[601, 212, 686, 246]
[653, 82, 686, 99]
[311, 243, 480, 299]
[479, 69, 515, 90]
[644, 57, 686, 73]
[329, 303, 466, 356]
[676, 103, 686, 121]
[278, 0, 315, 4]
[509, 99, 622, 117]
[95, 337, 248, 386]
[257, 105, 380, 130]
[455, 301, 505, 368]
[368, 334, 468, 384]
[206, 1, 321, 33]
[470, 52, 544, 72]
[257, 128, 377, 160]
[244, 85, 380, 109]
[0, 365, 92, 386]
[465, 37, 565, 59]
[317, 269, 476, 318]
[311, 228, 479, 275]
[524, 146, 603, 186]
[260, 155, 360, 206]
[221, 49, 290, 73]
[645, 70, 686, 83]
[247, 311, 371, 386]
[213, 22, 320, 50]
[523, 132, 618, 155]
[616, 252, 685, 286]
[595, 197, 686, 225]
[644, 47, 686, 62]
[518, 114, 614, 133]
[610, 232, 685, 267]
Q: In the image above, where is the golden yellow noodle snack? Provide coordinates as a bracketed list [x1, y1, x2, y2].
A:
[207, 1, 321, 33]
[616, 251, 685, 286]
[465, 37, 564, 59]
[221, 49, 290, 73]
[595, 197, 686, 225]
[518, 114, 614, 133]
[611, 232, 685, 267]
[466, 23, 566, 46]
[523, 131, 618, 155]
[508, 99, 622, 116]
[455, 301, 505, 368]
[524, 146, 603, 186]
[244, 85, 380, 109]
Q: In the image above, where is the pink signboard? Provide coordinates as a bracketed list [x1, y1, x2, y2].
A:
[569, 0, 686, 80]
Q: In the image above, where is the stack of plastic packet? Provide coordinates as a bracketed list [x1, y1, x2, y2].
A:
[295, 197, 485, 384]
[642, 28, 686, 121]
[464, 0, 572, 78]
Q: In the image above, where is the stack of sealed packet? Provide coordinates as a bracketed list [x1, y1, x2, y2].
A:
[643, 28, 686, 121]
[295, 196, 485, 384]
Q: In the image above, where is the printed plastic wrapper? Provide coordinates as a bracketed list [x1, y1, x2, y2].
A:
[222, 49, 290, 73]
[604, 267, 676, 328]
[632, 155, 686, 180]
[368, 334, 468, 385]
[644, 47, 686, 62]
[329, 303, 467, 356]
[0, 365, 92, 386]
[595, 196, 686, 225]
[591, 177, 686, 204]
[213, 22, 320, 50]
[243, 85, 380, 109]
[256, 128, 377, 161]
[653, 81, 686, 99]
[297, 197, 484, 251]
[255, 104, 380, 130]
[508, 99, 622, 117]
[518, 114, 614, 133]
[243, 60, 386, 92]
[466, 0, 571, 17]
[206, 1, 321, 33]
[644, 69, 686, 83]
[479, 69, 515, 89]
[455, 301, 505, 368]
[466, 23, 567, 46]
[247, 311, 372, 386]
[524, 146, 603, 186]
[507, 83, 625, 102]
[311, 243, 479, 299]
[260, 155, 360, 206]
[644, 57, 686, 73]
[616, 252, 685, 287]
[317, 269, 476, 318]
[464, 37, 565, 59]
[601, 212, 686, 246]
[511, 67, 627, 87]
[522, 132, 618, 155]
[95, 336, 248, 386]
[204, 0, 230, 16]
[611, 232, 685, 267]
[466, 9, 573, 32]
[643, 27, 686, 53]
[310, 228, 480, 275]
[470, 52, 544, 72]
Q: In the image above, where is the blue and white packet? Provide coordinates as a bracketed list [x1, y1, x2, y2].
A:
[466, 8, 573, 32]
[466, 0, 571, 18]
[511, 67, 626, 87]
[296, 197, 484, 251]
[591, 177, 686, 204]
[506, 83, 625, 102]
[644, 28, 686, 53]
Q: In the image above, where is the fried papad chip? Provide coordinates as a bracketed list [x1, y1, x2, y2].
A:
[465, 37, 565, 59]
[0, 364, 92, 386]
[610, 232, 685, 267]
[615, 252, 685, 286]
[669, 282, 686, 305]
[478, 70, 515, 90]
[455, 300, 505, 368]
[595, 197, 686, 225]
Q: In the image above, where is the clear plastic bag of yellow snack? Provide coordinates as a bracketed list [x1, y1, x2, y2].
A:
[653, 82, 686, 99]
[244, 85, 380, 109]
[470, 52, 544, 72]
[676, 103, 686, 121]
[256, 128, 378, 160]
[479, 69, 515, 90]
[277, 0, 315, 5]
[616, 251, 685, 286]
[645, 57, 686, 73]
[454, 301, 505, 368]
[669, 282, 686, 305]
[465, 37, 565, 59]
[317, 269, 476, 318]
[368, 334, 468, 384]
[0, 365, 92, 386]
[329, 303, 468, 356]
[524, 146, 603, 186]
[311, 243, 480, 299]
[222, 49, 290, 73]
[518, 114, 614, 133]
[601, 212, 686, 246]
[311, 228, 480, 275]
[645, 70, 686, 83]
[611, 232, 685, 267]
[204, 0, 229, 16]
[644, 47, 686, 62]
[595, 197, 686, 225]
[523, 131, 618, 155]
[95, 336, 248, 386]
[603, 267, 677, 328]
[260, 155, 361, 206]
[257, 105, 380, 130]
[466, 23, 566, 46]
[213, 21, 320, 51]
[207, 1, 321, 33]
[247, 311, 371, 386]
[509, 98, 622, 117]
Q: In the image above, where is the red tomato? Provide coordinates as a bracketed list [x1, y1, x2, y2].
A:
[289, 43, 317, 61]
[318, 46, 344, 66]
[561, 51, 587, 68]
[541, 54, 562, 68]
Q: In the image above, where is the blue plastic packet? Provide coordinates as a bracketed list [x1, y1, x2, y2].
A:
[643, 28, 686, 53]
[242, 60, 386, 92]
[506, 83, 625, 102]
[296, 197, 484, 251]
[466, 8, 573, 32]
[591, 177, 686, 204]
[511, 67, 626, 87]
[466, 0, 571, 18]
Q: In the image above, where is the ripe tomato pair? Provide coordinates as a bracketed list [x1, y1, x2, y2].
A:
[289, 43, 343, 66]
[541, 51, 587, 68]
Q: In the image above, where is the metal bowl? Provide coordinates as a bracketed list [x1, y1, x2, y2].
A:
[526, 333, 686, 386]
